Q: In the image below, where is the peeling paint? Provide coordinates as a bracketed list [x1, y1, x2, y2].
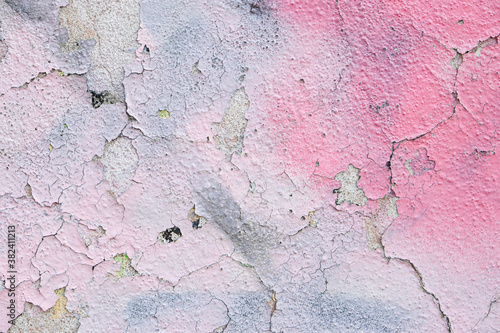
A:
[333, 164, 368, 207]
[1, 0, 498, 332]
[157, 109, 170, 119]
[213, 88, 250, 160]
[78, 224, 105, 248]
[7, 289, 80, 333]
[188, 205, 208, 230]
[157, 226, 182, 244]
[112, 253, 138, 279]
[59, 0, 140, 99]
[365, 193, 399, 250]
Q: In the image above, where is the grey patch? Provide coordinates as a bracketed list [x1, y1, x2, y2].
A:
[126, 292, 269, 332]
[157, 226, 182, 243]
[4, 0, 93, 75]
[55, 31, 94, 75]
[194, 182, 278, 266]
[124, 15, 224, 137]
[249, 2, 263, 15]
[275, 293, 411, 332]
[5, 0, 58, 21]
[0, 39, 8, 62]
[309, 294, 410, 332]
[224, 292, 271, 333]
[126, 293, 159, 326]
[131, 0, 284, 138]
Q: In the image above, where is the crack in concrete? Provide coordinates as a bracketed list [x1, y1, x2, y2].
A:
[382, 253, 453, 333]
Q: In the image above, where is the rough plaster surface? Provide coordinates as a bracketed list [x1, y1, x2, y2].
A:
[0, 0, 498, 332]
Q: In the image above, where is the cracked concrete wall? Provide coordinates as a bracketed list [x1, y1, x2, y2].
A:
[0, 0, 499, 332]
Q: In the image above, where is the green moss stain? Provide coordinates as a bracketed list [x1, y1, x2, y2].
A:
[158, 109, 170, 119]
[113, 253, 138, 278]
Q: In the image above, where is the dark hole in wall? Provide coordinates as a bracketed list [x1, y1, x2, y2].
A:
[90, 91, 115, 109]
[158, 226, 182, 243]
[192, 218, 202, 230]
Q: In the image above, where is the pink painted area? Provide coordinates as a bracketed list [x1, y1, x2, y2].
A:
[257, 0, 458, 206]
[385, 40, 500, 331]
[390, 0, 500, 53]
[386, 103, 499, 330]
[266, 1, 499, 331]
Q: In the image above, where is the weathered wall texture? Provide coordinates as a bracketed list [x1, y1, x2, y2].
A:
[0, 0, 499, 332]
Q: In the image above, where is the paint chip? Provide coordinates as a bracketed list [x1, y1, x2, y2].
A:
[188, 205, 208, 230]
[8, 288, 80, 333]
[158, 226, 182, 243]
[112, 253, 138, 278]
[308, 211, 317, 227]
[78, 224, 106, 248]
[405, 148, 435, 176]
[364, 193, 399, 250]
[213, 88, 250, 160]
[158, 109, 170, 119]
[333, 164, 367, 206]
